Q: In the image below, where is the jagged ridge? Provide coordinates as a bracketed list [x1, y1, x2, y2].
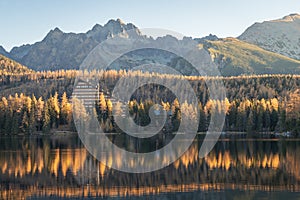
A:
[239, 13, 300, 60]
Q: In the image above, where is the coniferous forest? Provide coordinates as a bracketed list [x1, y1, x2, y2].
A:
[1, 67, 300, 135]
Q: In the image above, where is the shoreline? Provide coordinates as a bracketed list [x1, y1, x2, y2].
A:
[0, 131, 295, 139]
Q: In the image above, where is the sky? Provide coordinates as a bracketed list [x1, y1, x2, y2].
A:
[0, 0, 299, 51]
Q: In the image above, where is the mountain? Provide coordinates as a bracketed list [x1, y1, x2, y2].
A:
[10, 28, 97, 71]
[0, 54, 33, 75]
[0, 46, 9, 57]
[82, 34, 205, 76]
[202, 38, 300, 76]
[9, 19, 141, 71]
[86, 18, 141, 42]
[239, 13, 300, 60]
[4, 15, 300, 76]
[194, 34, 218, 43]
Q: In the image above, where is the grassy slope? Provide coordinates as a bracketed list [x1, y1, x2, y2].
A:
[203, 38, 300, 76]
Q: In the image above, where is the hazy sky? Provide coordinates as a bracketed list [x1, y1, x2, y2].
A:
[1, 0, 299, 51]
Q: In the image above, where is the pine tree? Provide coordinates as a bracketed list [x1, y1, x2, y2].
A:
[171, 99, 181, 132]
[48, 92, 60, 128]
[43, 102, 51, 133]
[21, 112, 29, 134]
[198, 102, 207, 132]
[28, 95, 37, 133]
[98, 92, 107, 122]
[60, 92, 72, 125]
[228, 100, 237, 131]
[246, 110, 254, 133]
[36, 97, 44, 131]
[11, 112, 19, 134]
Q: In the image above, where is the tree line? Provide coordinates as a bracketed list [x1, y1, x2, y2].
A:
[0, 92, 73, 134]
[0, 88, 299, 135]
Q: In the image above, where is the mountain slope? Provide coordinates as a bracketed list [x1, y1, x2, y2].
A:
[202, 38, 300, 76]
[4, 16, 300, 76]
[9, 19, 141, 71]
[239, 13, 300, 60]
[0, 46, 9, 57]
[0, 54, 33, 75]
[11, 28, 98, 71]
[86, 18, 140, 42]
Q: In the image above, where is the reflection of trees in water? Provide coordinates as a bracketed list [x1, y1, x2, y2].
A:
[1, 137, 300, 198]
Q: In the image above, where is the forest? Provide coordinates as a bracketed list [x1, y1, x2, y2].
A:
[0, 69, 300, 135]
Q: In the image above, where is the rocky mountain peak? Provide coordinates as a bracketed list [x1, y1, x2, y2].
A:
[239, 13, 300, 60]
[7, 19, 142, 70]
[90, 24, 103, 31]
[104, 18, 138, 31]
[2, 15, 300, 75]
[275, 13, 300, 22]
[43, 27, 64, 42]
[0, 45, 9, 57]
[86, 19, 140, 42]
[105, 19, 124, 29]
[49, 27, 64, 35]
[194, 34, 219, 44]
[116, 18, 125, 25]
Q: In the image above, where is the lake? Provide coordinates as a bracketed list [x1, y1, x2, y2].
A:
[1, 134, 300, 199]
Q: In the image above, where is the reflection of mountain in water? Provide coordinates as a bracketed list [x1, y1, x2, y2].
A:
[1, 136, 300, 198]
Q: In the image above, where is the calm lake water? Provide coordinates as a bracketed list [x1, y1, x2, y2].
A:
[1, 134, 300, 199]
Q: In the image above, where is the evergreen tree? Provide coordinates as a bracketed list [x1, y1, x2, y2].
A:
[43, 102, 51, 133]
[60, 92, 72, 125]
[36, 97, 44, 131]
[246, 110, 254, 133]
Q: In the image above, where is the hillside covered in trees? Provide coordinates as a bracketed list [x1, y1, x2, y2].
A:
[0, 68, 300, 135]
[0, 54, 33, 75]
